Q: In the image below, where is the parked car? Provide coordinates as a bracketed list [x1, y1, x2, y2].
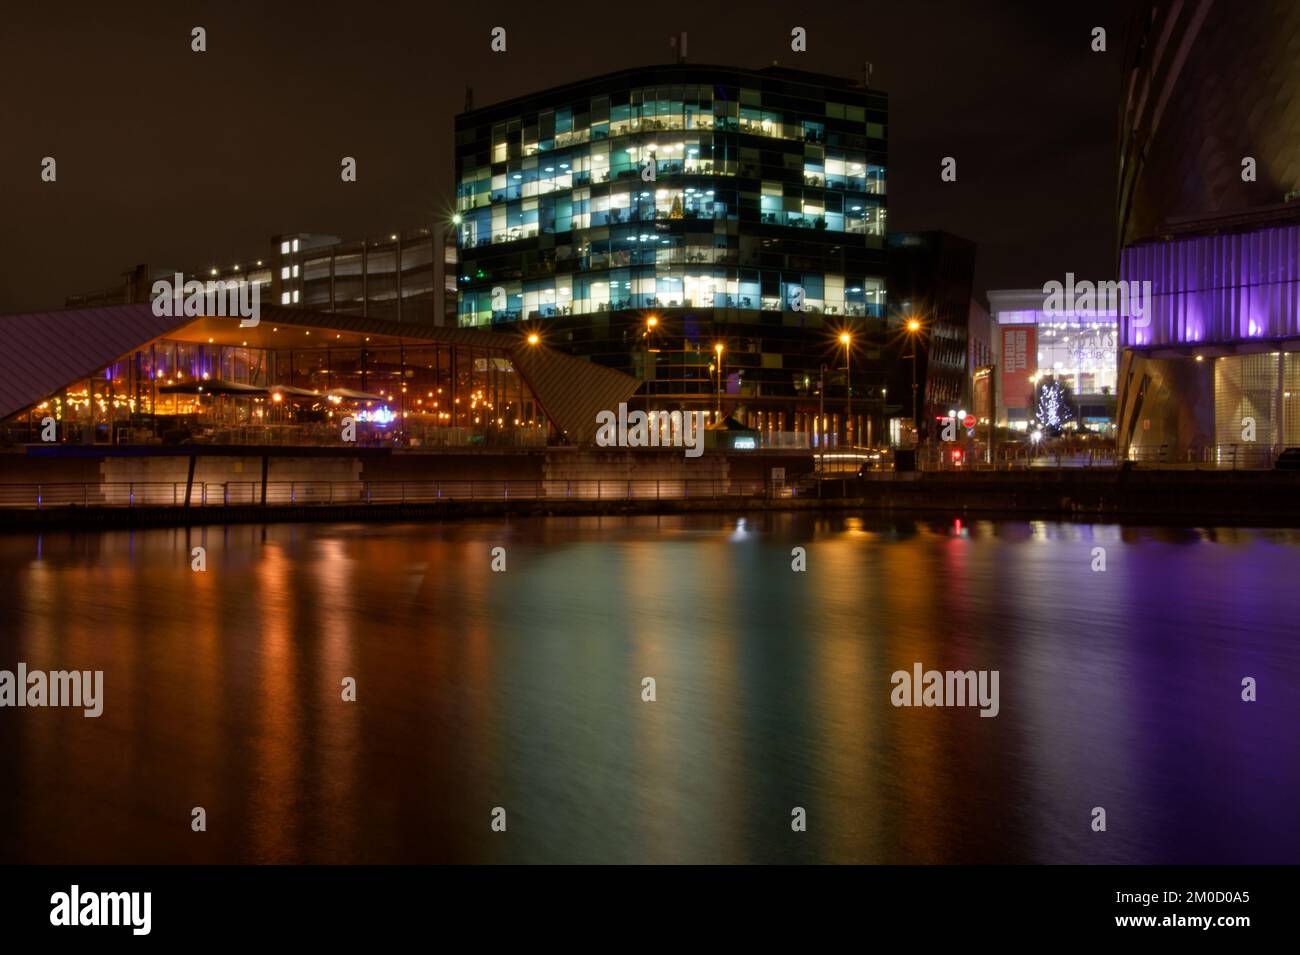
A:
[1275, 447, 1300, 470]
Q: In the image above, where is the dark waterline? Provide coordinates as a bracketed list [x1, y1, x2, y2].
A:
[0, 514, 1297, 864]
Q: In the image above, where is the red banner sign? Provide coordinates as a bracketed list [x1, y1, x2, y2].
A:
[1001, 325, 1036, 409]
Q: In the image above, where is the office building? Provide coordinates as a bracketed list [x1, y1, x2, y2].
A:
[453, 62, 890, 446]
[886, 231, 976, 438]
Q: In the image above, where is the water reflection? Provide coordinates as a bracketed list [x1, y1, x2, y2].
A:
[0, 514, 1296, 863]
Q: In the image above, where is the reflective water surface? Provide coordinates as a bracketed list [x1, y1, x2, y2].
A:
[0, 514, 1297, 863]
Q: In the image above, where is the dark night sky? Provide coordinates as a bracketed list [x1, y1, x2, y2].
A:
[0, 0, 1133, 313]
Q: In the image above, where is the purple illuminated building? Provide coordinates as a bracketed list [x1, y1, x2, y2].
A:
[1121, 227, 1300, 351]
[1116, 1, 1300, 465]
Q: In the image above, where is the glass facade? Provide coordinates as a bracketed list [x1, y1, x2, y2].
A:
[1212, 352, 1300, 451]
[453, 65, 889, 426]
[4, 327, 552, 449]
[988, 291, 1119, 433]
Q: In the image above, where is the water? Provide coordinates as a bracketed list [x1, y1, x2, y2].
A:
[0, 514, 1297, 864]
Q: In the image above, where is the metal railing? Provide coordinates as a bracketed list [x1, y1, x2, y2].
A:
[3, 423, 551, 450]
[905, 442, 1290, 471]
[0, 478, 797, 510]
[1123, 444, 1285, 470]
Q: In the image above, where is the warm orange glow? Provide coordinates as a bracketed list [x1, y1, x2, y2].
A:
[527, 333, 540, 345]
[906, 318, 921, 333]
[839, 332, 851, 345]
[714, 342, 724, 355]
[646, 315, 658, 328]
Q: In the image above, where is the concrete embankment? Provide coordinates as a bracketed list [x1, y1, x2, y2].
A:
[0, 445, 815, 530]
[3, 469, 1299, 530]
[2, 445, 1298, 528]
[849, 469, 1300, 521]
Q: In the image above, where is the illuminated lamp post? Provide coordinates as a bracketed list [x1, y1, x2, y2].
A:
[645, 315, 658, 398]
[714, 342, 724, 421]
[839, 331, 852, 447]
[906, 318, 922, 446]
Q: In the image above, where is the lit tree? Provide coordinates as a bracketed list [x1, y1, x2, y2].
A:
[1035, 378, 1074, 435]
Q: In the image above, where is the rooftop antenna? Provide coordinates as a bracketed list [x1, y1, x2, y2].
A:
[862, 61, 873, 88]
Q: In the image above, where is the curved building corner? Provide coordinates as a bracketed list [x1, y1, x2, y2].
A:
[1117, 0, 1300, 465]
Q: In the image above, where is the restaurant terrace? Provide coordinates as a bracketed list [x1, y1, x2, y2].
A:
[0, 304, 638, 449]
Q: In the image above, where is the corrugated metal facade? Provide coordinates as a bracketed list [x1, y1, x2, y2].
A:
[1120, 224, 1300, 349]
[0, 306, 183, 422]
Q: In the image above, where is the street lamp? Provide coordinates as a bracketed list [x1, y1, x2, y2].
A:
[819, 363, 828, 483]
[713, 342, 725, 420]
[839, 331, 852, 447]
[906, 318, 922, 446]
[881, 386, 887, 448]
[526, 332, 540, 346]
[644, 315, 659, 398]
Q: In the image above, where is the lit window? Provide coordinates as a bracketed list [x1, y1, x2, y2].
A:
[292, 290, 300, 304]
[292, 264, 299, 278]
[280, 241, 290, 254]
[281, 267, 290, 280]
[281, 292, 291, 304]
[291, 239, 300, 253]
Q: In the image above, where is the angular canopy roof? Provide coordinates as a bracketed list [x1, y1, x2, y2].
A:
[0, 303, 638, 444]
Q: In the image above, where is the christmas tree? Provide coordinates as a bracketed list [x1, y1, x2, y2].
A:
[1035, 379, 1074, 435]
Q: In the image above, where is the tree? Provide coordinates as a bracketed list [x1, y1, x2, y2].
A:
[1034, 378, 1074, 436]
